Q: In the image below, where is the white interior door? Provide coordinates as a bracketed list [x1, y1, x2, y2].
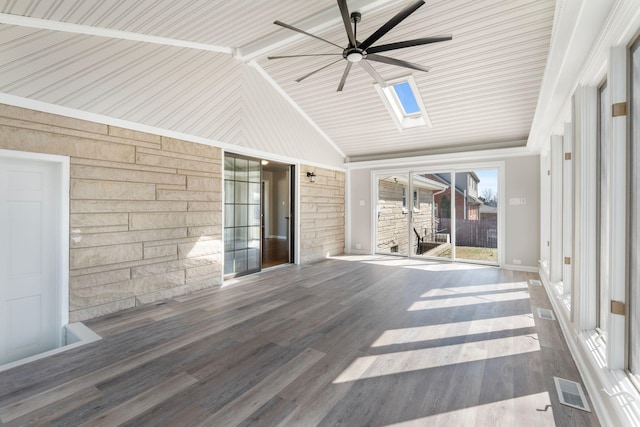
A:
[0, 156, 60, 365]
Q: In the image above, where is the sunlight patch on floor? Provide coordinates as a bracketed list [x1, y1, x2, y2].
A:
[328, 255, 493, 272]
[381, 392, 554, 426]
[408, 291, 530, 311]
[333, 335, 540, 384]
[420, 281, 528, 298]
[371, 314, 535, 347]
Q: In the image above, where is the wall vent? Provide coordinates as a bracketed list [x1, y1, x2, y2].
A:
[530, 279, 542, 286]
[554, 377, 591, 412]
[537, 308, 556, 320]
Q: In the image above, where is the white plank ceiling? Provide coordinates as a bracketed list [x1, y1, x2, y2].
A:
[0, 0, 555, 163]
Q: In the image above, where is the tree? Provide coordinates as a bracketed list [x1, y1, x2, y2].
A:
[480, 188, 497, 207]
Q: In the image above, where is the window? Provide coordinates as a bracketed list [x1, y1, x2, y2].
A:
[596, 80, 609, 334]
[375, 75, 432, 130]
[402, 186, 407, 209]
[629, 37, 640, 384]
[413, 189, 419, 212]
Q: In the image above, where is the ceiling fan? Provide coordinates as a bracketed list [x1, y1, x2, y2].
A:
[268, 0, 452, 91]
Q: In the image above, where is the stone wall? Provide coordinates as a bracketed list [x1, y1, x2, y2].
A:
[377, 180, 409, 254]
[377, 180, 435, 254]
[299, 166, 345, 263]
[413, 191, 436, 242]
[0, 104, 223, 321]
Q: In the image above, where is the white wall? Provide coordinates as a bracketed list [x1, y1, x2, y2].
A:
[348, 169, 373, 253]
[504, 156, 540, 268]
[270, 170, 289, 239]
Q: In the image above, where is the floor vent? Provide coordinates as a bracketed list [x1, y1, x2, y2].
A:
[554, 377, 591, 412]
[530, 279, 542, 286]
[537, 308, 556, 320]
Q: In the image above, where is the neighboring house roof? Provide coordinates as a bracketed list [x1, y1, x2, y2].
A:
[379, 175, 448, 192]
[427, 173, 481, 203]
[480, 204, 498, 214]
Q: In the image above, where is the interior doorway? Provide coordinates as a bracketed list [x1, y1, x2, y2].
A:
[261, 161, 294, 268]
[224, 154, 294, 277]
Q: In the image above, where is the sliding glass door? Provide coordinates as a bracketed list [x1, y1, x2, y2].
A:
[375, 168, 499, 265]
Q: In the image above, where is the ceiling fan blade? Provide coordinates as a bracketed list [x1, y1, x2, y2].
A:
[337, 0, 357, 47]
[367, 53, 430, 72]
[274, 20, 343, 49]
[337, 62, 353, 92]
[296, 58, 343, 82]
[359, 0, 425, 51]
[366, 35, 452, 54]
[359, 60, 387, 87]
[268, 54, 343, 59]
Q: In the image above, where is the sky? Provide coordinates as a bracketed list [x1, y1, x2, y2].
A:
[392, 82, 420, 114]
[475, 169, 498, 198]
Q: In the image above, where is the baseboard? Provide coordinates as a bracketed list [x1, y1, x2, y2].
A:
[503, 264, 538, 273]
[346, 249, 372, 255]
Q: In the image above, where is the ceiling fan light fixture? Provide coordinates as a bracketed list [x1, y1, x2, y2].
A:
[346, 51, 364, 62]
[272, 0, 450, 90]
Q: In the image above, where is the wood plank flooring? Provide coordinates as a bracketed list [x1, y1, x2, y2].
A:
[262, 238, 289, 269]
[0, 256, 600, 426]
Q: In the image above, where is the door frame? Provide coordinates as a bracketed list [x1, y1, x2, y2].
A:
[0, 149, 69, 345]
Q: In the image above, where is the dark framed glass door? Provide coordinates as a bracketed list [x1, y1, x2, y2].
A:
[224, 155, 261, 277]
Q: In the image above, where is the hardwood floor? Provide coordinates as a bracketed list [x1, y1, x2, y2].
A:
[262, 238, 289, 269]
[0, 256, 600, 426]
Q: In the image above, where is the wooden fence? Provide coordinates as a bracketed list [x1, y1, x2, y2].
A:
[438, 218, 497, 248]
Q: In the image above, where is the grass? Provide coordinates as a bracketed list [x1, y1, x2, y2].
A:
[440, 246, 497, 262]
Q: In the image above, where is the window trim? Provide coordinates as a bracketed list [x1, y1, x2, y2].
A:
[374, 75, 432, 131]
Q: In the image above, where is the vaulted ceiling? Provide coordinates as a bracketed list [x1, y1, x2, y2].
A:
[0, 0, 556, 164]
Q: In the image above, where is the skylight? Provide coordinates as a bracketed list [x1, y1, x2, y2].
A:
[374, 75, 432, 131]
[392, 82, 421, 115]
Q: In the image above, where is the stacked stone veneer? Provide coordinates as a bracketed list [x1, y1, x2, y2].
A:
[377, 180, 410, 253]
[377, 180, 435, 254]
[300, 167, 345, 263]
[0, 104, 222, 321]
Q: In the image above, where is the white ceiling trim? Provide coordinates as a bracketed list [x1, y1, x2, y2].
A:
[0, 92, 345, 172]
[345, 145, 535, 170]
[0, 13, 233, 54]
[247, 60, 346, 159]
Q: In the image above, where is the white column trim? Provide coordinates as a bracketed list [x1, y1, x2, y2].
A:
[539, 151, 550, 276]
[574, 85, 598, 331]
[607, 45, 628, 369]
[550, 134, 564, 283]
[562, 122, 574, 296]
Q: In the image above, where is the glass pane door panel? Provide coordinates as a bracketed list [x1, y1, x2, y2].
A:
[376, 174, 409, 255]
[453, 170, 498, 264]
[413, 172, 452, 260]
[224, 155, 261, 277]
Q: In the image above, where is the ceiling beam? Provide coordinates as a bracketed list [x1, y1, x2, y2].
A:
[0, 13, 233, 54]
